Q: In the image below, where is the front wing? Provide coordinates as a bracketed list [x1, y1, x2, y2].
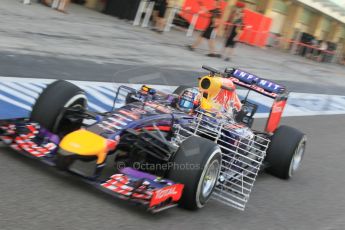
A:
[0, 119, 184, 212]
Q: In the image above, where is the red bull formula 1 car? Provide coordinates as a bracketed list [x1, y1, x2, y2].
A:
[0, 66, 307, 212]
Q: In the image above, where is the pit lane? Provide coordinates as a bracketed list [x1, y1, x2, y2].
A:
[0, 55, 344, 230]
[1, 114, 344, 230]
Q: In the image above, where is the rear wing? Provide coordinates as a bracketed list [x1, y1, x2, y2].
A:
[227, 68, 288, 133]
[201, 66, 288, 133]
[226, 68, 288, 99]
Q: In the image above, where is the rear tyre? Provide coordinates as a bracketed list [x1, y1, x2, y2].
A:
[30, 80, 87, 134]
[266, 125, 307, 179]
[168, 136, 221, 210]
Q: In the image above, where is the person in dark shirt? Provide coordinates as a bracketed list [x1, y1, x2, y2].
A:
[187, 0, 222, 57]
[223, 7, 244, 61]
[152, 0, 168, 33]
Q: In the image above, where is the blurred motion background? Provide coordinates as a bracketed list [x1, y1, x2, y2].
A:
[18, 0, 345, 64]
[58, 0, 345, 64]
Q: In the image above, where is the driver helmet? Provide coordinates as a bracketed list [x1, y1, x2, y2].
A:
[177, 88, 199, 113]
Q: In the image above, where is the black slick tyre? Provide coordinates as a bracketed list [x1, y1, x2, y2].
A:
[30, 80, 87, 134]
[266, 125, 307, 179]
[168, 136, 221, 210]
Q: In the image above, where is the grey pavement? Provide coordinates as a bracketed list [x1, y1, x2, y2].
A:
[1, 115, 345, 230]
[0, 0, 345, 92]
[3, 50, 345, 95]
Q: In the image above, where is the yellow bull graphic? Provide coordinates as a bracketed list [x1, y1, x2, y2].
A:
[198, 76, 242, 113]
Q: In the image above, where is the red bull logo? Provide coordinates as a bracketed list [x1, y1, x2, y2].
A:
[199, 76, 242, 112]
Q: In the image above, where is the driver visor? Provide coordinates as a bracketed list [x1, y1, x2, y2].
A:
[179, 99, 193, 109]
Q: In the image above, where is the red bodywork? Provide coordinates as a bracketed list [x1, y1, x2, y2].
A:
[265, 99, 287, 133]
[150, 184, 184, 207]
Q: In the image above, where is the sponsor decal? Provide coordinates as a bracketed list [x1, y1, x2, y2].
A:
[97, 124, 114, 132]
[232, 69, 260, 84]
[108, 117, 127, 126]
[149, 184, 184, 207]
[266, 100, 287, 133]
[272, 104, 283, 113]
[155, 187, 177, 199]
[102, 121, 122, 130]
[144, 101, 172, 114]
[113, 113, 133, 122]
[99, 112, 132, 132]
[229, 77, 278, 98]
[232, 69, 284, 94]
[119, 109, 140, 120]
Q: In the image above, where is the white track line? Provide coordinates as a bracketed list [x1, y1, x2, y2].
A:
[0, 85, 36, 104]
[2, 82, 39, 98]
[87, 102, 107, 113]
[88, 85, 115, 98]
[1, 77, 345, 118]
[0, 94, 32, 111]
[80, 86, 115, 106]
[16, 82, 44, 94]
[32, 82, 47, 88]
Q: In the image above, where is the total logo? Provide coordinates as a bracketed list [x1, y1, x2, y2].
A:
[149, 184, 184, 207]
[155, 186, 178, 199]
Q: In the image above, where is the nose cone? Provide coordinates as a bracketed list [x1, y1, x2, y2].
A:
[59, 129, 107, 164]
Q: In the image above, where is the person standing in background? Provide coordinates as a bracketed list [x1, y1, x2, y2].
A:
[46, 0, 70, 13]
[57, 0, 70, 13]
[317, 40, 328, 62]
[152, 0, 168, 33]
[223, 2, 245, 61]
[187, 0, 222, 57]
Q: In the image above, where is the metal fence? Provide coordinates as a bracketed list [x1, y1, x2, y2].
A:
[173, 111, 269, 210]
[130, 0, 343, 64]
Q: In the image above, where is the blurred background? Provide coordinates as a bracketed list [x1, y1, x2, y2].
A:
[41, 0, 345, 64]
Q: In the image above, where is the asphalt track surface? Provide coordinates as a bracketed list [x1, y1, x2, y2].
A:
[1, 112, 345, 230]
[1, 51, 345, 95]
[1, 53, 345, 230]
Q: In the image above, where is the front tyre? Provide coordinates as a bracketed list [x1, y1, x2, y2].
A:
[168, 136, 221, 210]
[30, 80, 87, 134]
[266, 125, 307, 179]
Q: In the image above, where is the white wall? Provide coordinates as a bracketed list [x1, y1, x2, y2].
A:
[268, 11, 286, 34]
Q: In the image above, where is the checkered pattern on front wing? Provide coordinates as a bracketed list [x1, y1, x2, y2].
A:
[101, 174, 153, 200]
[0, 122, 57, 158]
